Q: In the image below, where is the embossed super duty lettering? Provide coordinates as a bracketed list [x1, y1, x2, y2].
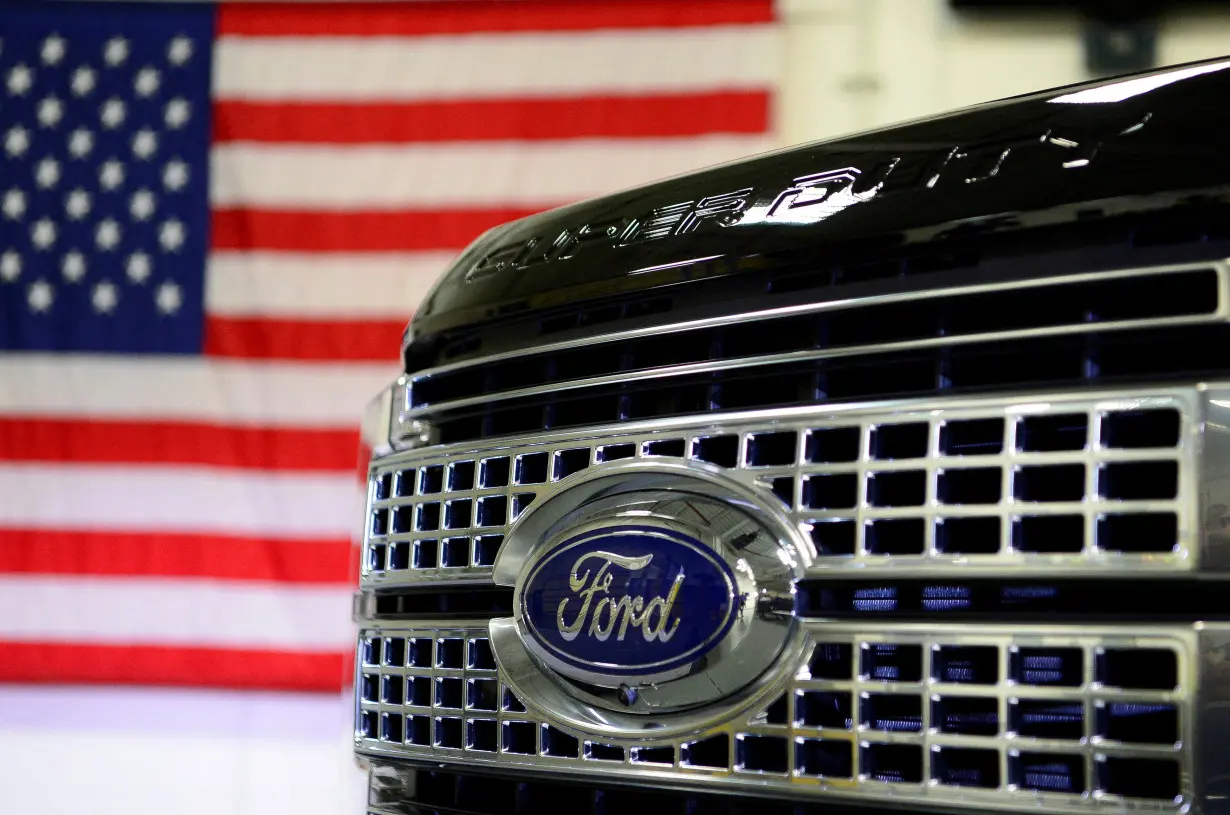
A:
[556, 551, 683, 644]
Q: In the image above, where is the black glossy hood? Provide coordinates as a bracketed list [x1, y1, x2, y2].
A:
[412, 57, 1230, 339]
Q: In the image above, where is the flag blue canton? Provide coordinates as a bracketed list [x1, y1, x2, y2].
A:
[0, 2, 213, 354]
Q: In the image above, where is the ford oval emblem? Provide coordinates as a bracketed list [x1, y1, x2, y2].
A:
[519, 524, 738, 679]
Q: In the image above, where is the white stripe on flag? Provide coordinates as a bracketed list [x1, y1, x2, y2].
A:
[210, 136, 777, 209]
[0, 465, 363, 537]
[205, 252, 452, 318]
[0, 356, 397, 425]
[0, 576, 352, 649]
[214, 28, 777, 101]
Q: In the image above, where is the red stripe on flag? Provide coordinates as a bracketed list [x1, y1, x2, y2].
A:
[0, 418, 358, 472]
[0, 642, 349, 692]
[217, 0, 774, 37]
[204, 315, 404, 362]
[213, 92, 771, 144]
[0, 529, 352, 585]
[211, 208, 538, 252]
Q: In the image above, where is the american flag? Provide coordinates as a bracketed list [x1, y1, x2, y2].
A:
[0, 0, 778, 696]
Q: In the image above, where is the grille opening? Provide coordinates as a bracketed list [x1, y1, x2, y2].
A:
[737, 735, 789, 773]
[371, 510, 388, 537]
[868, 470, 926, 507]
[437, 638, 464, 669]
[416, 503, 442, 532]
[644, 438, 687, 457]
[633, 746, 674, 764]
[415, 539, 439, 569]
[598, 443, 636, 462]
[504, 690, 526, 713]
[940, 418, 1004, 456]
[360, 673, 377, 702]
[861, 742, 923, 784]
[1013, 514, 1084, 553]
[512, 493, 536, 518]
[871, 423, 929, 460]
[407, 715, 430, 746]
[515, 453, 549, 484]
[796, 738, 854, 778]
[806, 426, 861, 463]
[683, 734, 729, 768]
[1015, 464, 1086, 503]
[380, 675, 403, 705]
[1097, 702, 1179, 744]
[866, 519, 925, 556]
[933, 746, 1000, 789]
[468, 719, 497, 752]
[391, 506, 413, 534]
[1098, 648, 1178, 690]
[487, 404, 543, 438]
[810, 521, 857, 556]
[810, 643, 853, 680]
[769, 476, 794, 507]
[553, 394, 620, 429]
[395, 469, 416, 497]
[477, 496, 508, 527]
[726, 313, 817, 357]
[420, 465, 444, 494]
[388, 541, 410, 570]
[861, 693, 922, 733]
[1012, 647, 1082, 687]
[503, 721, 537, 755]
[934, 645, 998, 684]
[469, 638, 496, 670]
[383, 637, 406, 667]
[947, 341, 1084, 391]
[554, 448, 590, 480]
[1099, 756, 1181, 800]
[1100, 461, 1179, 500]
[543, 726, 580, 758]
[469, 679, 500, 712]
[436, 717, 463, 749]
[938, 468, 1002, 505]
[797, 691, 853, 729]
[375, 472, 392, 500]
[628, 385, 708, 419]
[747, 431, 798, 466]
[936, 517, 1000, 554]
[474, 535, 503, 567]
[361, 637, 378, 666]
[381, 712, 403, 743]
[764, 694, 789, 725]
[359, 709, 377, 739]
[1017, 414, 1088, 452]
[447, 461, 475, 491]
[1012, 700, 1083, 740]
[444, 501, 472, 531]
[1102, 409, 1181, 449]
[404, 637, 430, 668]
[721, 369, 813, 410]
[1098, 512, 1177, 553]
[933, 696, 999, 736]
[441, 537, 469, 567]
[368, 542, 386, 571]
[407, 677, 431, 706]
[480, 457, 509, 488]
[802, 474, 858, 509]
[586, 742, 625, 761]
[862, 643, 923, 682]
[922, 585, 972, 612]
[1012, 752, 1084, 794]
[435, 678, 463, 709]
[693, 435, 739, 467]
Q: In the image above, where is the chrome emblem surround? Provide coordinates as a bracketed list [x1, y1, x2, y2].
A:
[490, 458, 812, 740]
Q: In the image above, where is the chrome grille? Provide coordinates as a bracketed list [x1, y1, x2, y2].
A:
[395, 261, 1227, 446]
[363, 386, 1198, 586]
[356, 623, 1195, 810]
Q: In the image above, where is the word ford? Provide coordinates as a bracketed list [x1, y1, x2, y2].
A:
[556, 551, 683, 643]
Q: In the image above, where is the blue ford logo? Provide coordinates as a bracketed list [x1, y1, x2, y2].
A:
[519, 524, 738, 678]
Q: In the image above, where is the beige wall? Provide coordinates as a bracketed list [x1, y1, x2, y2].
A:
[778, 0, 1230, 146]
